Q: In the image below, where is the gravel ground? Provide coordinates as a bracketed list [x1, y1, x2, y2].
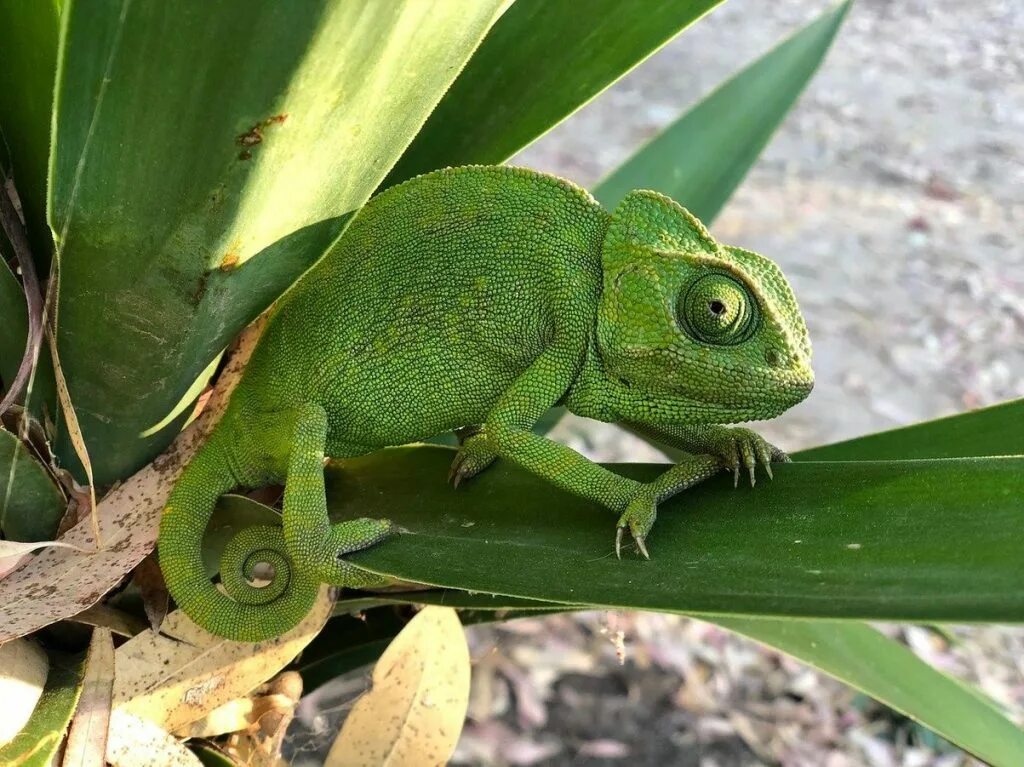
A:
[293, 2, 1024, 764]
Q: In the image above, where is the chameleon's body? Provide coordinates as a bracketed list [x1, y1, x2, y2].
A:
[158, 166, 813, 641]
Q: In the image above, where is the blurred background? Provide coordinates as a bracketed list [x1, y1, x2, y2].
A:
[295, 1, 1024, 764]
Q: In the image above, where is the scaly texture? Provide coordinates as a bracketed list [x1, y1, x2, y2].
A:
[158, 165, 814, 641]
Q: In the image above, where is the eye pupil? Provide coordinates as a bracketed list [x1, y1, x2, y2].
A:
[709, 300, 726, 316]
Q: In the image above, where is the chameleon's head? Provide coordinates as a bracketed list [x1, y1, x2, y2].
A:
[596, 190, 813, 423]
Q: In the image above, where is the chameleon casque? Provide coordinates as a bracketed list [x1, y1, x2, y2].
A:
[158, 165, 814, 642]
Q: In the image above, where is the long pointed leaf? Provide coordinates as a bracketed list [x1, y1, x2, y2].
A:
[332, 447, 1024, 623]
[594, 0, 850, 218]
[715, 618, 1024, 766]
[796, 398, 1024, 461]
[384, 0, 722, 186]
[49, 0, 509, 485]
[0, 0, 61, 267]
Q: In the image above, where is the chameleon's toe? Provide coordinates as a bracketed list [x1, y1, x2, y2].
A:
[740, 439, 756, 487]
[448, 433, 498, 488]
[615, 491, 657, 559]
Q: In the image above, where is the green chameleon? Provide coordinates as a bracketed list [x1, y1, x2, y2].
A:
[158, 165, 813, 642]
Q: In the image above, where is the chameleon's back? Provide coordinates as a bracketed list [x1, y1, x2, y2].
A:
[234, 166, 609, 447]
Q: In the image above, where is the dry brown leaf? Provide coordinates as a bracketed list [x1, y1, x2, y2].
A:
[70, 604, 148, 638]
[326, 605, 470, 767]
[63, 628, 115, 767]
[177, 671, 303, 741]
[0, 637, 49, 746]
[0, 538, 84, 559]
[0, 319, 265, 642]
[132, 553, 170, 631]
[111, 585, 331, 734]
[106, 711, 202, 767]
[176, 697, 256, 739]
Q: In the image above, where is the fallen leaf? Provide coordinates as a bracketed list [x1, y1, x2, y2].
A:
[106, 711, 202, 767]
[63, 628, 115, 767]
[0, 638, 49, 746]
[0, 538, 84, 560]
[326, 605, 470, 767]
[176, 671, 303, 741]
[70, 604, 148, 638]
[132, 553, 170, 631]
[111, 586, 331, 734]
[0, 320, 264, 642]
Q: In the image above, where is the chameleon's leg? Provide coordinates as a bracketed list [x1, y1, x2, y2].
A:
[449, 343, 644, 517]
[614, 455, 721, 559]
[282, 402, 396, 586]
[629, 423, 789, 488]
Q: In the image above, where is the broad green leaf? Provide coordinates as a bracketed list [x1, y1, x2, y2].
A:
[384, 0, 722, 186]
[332, 447, 1024, 623]
[0, 651, 85, 767]
[715, 618, 1024, 766]
[49, 0, 509, 485]
[795, 398, 1024, 461]
[0, 426, 65, 541]
[0, 0, 61, 267]
[0, 256, 29, 396]
[594, 0, 851, 218]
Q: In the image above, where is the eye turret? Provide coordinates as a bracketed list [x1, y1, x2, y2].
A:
[678, 273, 758, 346]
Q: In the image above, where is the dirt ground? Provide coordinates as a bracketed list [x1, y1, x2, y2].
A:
[292, 1, 1024, 764]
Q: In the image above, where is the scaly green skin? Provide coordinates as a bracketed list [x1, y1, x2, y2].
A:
[158, 165, 814, 642]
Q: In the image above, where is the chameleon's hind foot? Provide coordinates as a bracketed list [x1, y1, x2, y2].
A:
[290, 517, 399, 587]
[448, 428, 498, 488]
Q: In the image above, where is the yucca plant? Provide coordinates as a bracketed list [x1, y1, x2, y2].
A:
[1, 1, 1021, 764]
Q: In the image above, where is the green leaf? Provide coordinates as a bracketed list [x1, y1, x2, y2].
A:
[0, 257, 29, 397]
[0, 0, 61, 267]
[384, 0, 722, 186]
[593, 0, 851, 219]
[795, 398, 1024, 461]
[0, 426, 65, 542]
[332, 447, 1024, 623]
[714, 618, 1024, 765]
[0, 651, 85, 767]
[49, 0, 509, 485]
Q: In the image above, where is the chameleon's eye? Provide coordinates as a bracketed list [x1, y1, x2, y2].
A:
[679, 273, 757, 345]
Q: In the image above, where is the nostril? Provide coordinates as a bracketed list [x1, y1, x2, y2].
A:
[765, 348, 781, 367]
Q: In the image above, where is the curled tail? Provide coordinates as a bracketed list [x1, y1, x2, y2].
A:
[157, 430, 319, 642]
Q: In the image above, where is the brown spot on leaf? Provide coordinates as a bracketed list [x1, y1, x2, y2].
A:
[220, 251, 241, 271]
[234, 114, 288, 157]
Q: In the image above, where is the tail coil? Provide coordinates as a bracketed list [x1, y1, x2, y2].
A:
[158, 435, 318, 642]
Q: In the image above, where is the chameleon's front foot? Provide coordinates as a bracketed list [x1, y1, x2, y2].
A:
[702, 427, 789, 488]
[615, 489, 657, 560]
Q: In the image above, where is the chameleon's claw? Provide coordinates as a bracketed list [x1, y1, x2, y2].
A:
[765, 461, 774, 481]
[748, 464, 756, 488]
[635, 535, 650, 560]
[615, 527, 624, 560]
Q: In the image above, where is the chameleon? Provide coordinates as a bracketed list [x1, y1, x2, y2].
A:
[158, 165, 813, 642]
